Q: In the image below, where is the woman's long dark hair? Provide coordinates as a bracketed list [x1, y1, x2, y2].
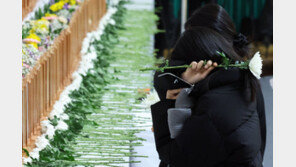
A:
[185, 4, 250, 59]
[171, 27, 242, 64]
[171, 27, 258, 101]
[170, 4, 259, 101]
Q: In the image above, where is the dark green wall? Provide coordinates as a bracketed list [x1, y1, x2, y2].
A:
[216, 0, 266, 30]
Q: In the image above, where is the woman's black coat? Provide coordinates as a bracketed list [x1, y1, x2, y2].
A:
[151, 68, 266, 167]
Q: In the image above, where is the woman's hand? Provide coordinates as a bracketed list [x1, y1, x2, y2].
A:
[182, 60, 218, 84]
[166, 88, 183, 100]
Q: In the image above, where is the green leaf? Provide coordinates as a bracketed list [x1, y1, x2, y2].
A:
[216, 51, 226, 58]
[23, 148, 30, 157]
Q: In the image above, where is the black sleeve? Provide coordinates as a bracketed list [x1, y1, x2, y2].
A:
[151, 100, 175, 151]
[256, 86, 266, 157]
[151, 100, 225, 166]
[151, 100, 186, 165]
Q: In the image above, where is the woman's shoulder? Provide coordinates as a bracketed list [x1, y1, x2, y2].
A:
[190, 88, 262, 161]
[193, 85, 258, 135]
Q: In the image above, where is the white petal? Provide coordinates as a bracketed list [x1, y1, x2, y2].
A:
[60, 113, 69, 120]
[249, 52, 263, 79]
[55, 120, 68, 131]
[30, 151, 39, 160]
[45, 124, 55, 139]
[142, 90, 160, 107]
[23, 157, 32, 164]
[35, 135, 49, 150]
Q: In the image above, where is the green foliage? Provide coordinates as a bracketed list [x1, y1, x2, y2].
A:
[34, 8, 44, 20]
[216, 51, 230, 69]
[26, 1, 159, 166]
[26, 2, 128, 166]
[22, 24, 31, 39]
[23, 148, 30, 157]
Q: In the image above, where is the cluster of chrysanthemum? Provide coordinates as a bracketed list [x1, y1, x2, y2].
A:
[22, 0, 83, 77]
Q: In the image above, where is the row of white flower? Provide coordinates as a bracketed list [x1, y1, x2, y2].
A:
[23, 1, 120, 164]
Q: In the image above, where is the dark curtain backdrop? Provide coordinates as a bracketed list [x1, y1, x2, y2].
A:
[154, 0, 272, 58]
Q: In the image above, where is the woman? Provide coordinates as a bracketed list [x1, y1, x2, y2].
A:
[185, 5, 266, 156]
[151, 26, 264, 167]
[152, 4, 266, 167]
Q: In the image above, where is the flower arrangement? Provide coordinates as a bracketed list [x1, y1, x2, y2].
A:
[22, 0, 83, 77]
[22, 44, 41, 76]
[140, 51, 263, 79]
[22, 1, 126, 165]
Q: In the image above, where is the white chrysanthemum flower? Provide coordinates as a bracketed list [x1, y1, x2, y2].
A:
[30, 149, 40, 160]
[109, 19, 116, 25]
[45, 124, 55, 139]
[41, 120, 50, 133]
[249, 52, 263, 79]
[49, 109, 59, 119]
[142, 90, 160, 107]
[41, 120, 55, 139]
[60, 113, 69, 120]
[35, 135, 49, 150]
[60, 95, 71, 104]
[55, 120, 68, 131]
[72, 71, 80, 79]
[89, 45, 96, 53]
[23, 157, 32, 164]
[53, 101, 65, 111]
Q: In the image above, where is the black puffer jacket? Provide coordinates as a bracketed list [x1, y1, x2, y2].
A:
[151, 68, 265, 167]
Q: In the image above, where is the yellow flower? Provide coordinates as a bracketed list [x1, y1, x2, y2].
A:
[29, 19, 49, 34]
[24, 34, 41, 49]
[50, 1, 65, 12]
[45, 13, 57, 17]
[69, 0, 76, 5]
[26, 33, 41, 41]
[61, 0, 76, 6]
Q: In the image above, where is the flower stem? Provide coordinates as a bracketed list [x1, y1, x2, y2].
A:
[139, 65, 191, 71]
[139, 63, 246, 72]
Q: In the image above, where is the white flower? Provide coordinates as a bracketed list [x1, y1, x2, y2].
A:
[35, 135, 49, 150]
[23, 157, 32, 164]
[30, 149, 40, 160]
[55, 120, 68, 131]
[142, 90, 160, 107]
[58, 16, 67, 24]
[45, 124, 55, 139]
[49, 109, 59, 119]
[60, 113, 69, 120]
[249, 52, 263, 79]
[41, 120, 55, 139]
[109, 19, 116, 25]
[41, 120, 51, 133]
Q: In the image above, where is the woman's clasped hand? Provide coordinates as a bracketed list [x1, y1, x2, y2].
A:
[166, 60, 217, 99]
